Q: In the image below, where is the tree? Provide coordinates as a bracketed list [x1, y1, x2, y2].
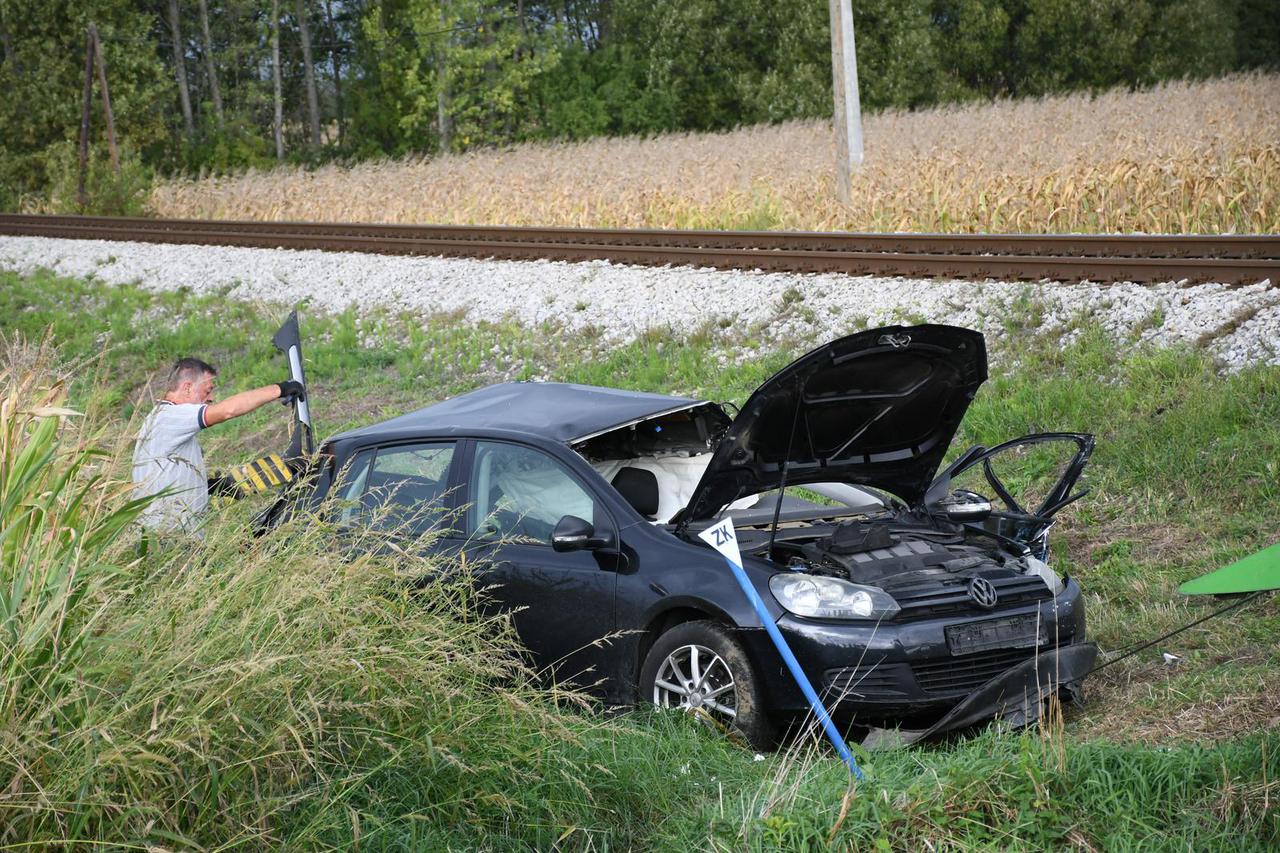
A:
[1235, 0, 1280, 70]
[932, 0, 1240, 98]
[322, 0, 347, 143]
[166, 0, 196, 138]
[604, 0, 936, 130]
[196, 0, 224, 128]
[296, 0, 322, 146]
[0, 0, 167, 207]
[351, 0, 559, 154]
[1138, 0, 1236, 84]
[435, 0, 452, 151]
[438, 1, 559, 148]
[271, 0, 284, 160]
[0, 0, 1271, 203]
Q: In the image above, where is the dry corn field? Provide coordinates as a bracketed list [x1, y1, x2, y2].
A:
[152, 74, 1280, 234]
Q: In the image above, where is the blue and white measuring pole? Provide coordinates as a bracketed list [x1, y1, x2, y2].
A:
[699, 517, 863, 779]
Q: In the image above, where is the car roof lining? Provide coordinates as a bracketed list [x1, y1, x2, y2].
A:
[567, 400, 706, 443]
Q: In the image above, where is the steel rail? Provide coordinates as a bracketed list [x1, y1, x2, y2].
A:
[6, 213, 1277, 257]
[2, 214, 1277, 284]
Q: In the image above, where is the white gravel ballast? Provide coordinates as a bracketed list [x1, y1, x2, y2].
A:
[2, 235, 1277, 370]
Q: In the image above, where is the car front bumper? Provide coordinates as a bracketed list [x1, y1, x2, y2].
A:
[741, 578, 1088, 725]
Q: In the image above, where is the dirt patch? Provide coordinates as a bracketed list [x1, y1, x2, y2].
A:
[1077, 683, 1280, 744]
[1059, 519, 1203, 565]
[1073, 644, 1280, 744]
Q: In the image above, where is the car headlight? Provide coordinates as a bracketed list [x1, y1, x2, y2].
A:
[769, 574, 901, 620]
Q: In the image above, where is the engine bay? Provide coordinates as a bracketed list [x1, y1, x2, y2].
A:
[739, 514, 1046, 594]
[568, 392, 1090, 603]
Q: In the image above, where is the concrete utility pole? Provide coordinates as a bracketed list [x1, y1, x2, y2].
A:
[828, 0, 863, 204]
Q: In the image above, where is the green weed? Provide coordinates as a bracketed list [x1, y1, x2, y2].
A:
[1, 268, 1277, 848]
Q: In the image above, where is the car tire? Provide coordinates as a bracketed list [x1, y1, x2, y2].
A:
[639, 620, 775, 750]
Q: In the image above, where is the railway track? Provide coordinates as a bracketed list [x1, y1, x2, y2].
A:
[2, 214, 1277, 285]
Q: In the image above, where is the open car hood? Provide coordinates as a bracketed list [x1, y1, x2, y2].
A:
[680, 324, 988, 522]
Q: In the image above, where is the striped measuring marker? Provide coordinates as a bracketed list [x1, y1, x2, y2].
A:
[217, 453, 295, 497]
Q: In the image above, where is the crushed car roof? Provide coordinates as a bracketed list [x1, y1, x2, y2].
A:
[330, 381, 706, 444]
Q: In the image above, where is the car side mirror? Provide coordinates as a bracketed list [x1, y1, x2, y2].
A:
[942, 490, 992, 523]
[552, 515, 615, 552]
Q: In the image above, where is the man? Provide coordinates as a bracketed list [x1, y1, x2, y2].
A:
[132, 357, 304, 534]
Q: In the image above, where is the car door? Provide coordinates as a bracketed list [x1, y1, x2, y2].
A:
[459, 439, 620, 691]
[942, 432, 1094, 560]
[331, 440, 463, 552]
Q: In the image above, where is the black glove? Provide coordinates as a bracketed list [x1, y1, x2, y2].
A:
[278, 379, 306, 404]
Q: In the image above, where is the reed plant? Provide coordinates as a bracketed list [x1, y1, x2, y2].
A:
[0, 343, 605, 846]
[149, 74, 1280, 235]
[0, 344, 150, 818]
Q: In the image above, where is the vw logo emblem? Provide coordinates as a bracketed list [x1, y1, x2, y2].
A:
[968, 577, 999, 609]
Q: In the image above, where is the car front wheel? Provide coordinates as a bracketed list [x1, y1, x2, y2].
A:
[639, 620, 774, 749]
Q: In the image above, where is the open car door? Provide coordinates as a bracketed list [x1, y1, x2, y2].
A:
[925, 432, 1094, 559]
[272, 310, 314, 460]
[245, 311, 318, 530]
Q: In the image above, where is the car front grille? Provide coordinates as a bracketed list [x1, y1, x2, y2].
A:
[912, 645, 1053, 696]
[891, 575, 1053, 620]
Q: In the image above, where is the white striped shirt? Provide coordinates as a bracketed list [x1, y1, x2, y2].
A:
[131, 401, 210, 533]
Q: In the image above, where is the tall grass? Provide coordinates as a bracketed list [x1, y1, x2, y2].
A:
[686, 729, 1280, 851]
[0, 296, 1277, 848]
[0, 344, 611, 846]
[149, 74, 1280, 234]
[0, 345, 150, 815]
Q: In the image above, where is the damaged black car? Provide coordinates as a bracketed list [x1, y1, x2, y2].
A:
[277, 323, 1098, 748]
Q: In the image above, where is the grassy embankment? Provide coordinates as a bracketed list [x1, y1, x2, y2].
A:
[0, 267, 1277, 849]
[148, 74, 1280, 235]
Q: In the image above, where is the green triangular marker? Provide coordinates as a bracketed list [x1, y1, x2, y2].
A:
[1179, 542, 1280, 596]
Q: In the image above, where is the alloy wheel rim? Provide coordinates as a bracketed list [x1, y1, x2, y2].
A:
[652, 643, 737, 721]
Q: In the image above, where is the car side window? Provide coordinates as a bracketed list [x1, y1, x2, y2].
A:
[335, 450, 374, 525]
[337, 442, 457, 533]
[468, 441, 601, 545]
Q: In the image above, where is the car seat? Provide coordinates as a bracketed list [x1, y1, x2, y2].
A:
[611, 467, 660, 520]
